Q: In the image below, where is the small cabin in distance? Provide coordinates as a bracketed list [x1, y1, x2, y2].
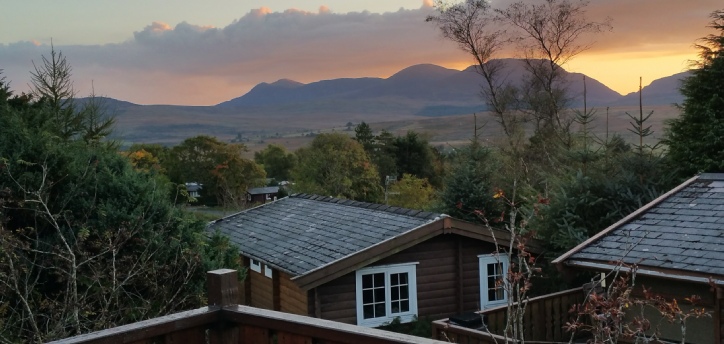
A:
[246, 186, 279, 204]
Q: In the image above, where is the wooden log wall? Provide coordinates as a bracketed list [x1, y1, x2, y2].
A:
[279, 271, 309, 316]
[250, 265, 274, 309]
[314, 234, 497, 324]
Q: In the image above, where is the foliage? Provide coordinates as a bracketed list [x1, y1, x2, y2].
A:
[566, 266, 710, 344]
[354, 121, 375, 151]
[437, 142, 501, 223]
[534, 108, 674, 256]
[393, 131, 444, 188]
[253, 144, 297, 181]
[379, 316, 432, 338]
[165, 135, 266, 207]
[29, 45, 114, 142]
[0, 60, 241, 342]
[664, 10, 724, 179]
[292, 133, 382, 202]
[387, 174, 435, 210]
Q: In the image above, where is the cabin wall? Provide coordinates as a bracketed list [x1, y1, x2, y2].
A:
[242, 255, 309, 314]
[279, 271, 308, 315]
[314, 234, 497, 324]
[625, 276, 717, 344]
[249, 264, 274, 309]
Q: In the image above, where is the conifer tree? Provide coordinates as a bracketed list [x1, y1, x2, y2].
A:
[665, 10, 724, 178]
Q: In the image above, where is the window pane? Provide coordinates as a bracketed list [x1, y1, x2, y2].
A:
[391, 273, 398, 285]
[496, 287, 505, 300]
[400, 286, 409, 299]
[375, 303, 386, 317]
[401, 300, 409, 312]
[363, 289, 373, 304]
[363, 274, 373, 289]
[391, 301, 400, 313]
[399, 273, 408, 284]
[364, 304, 374, 319]
[391, 286, 399, 300]
[374, 273, 385, 286]
[374, 287, 385, 302]
[487, 263, 495, 275]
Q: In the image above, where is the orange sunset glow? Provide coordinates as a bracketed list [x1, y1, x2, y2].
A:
[0, 0, 719, 105]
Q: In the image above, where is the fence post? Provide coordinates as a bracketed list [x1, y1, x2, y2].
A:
[208, 269, 240, 344]
[207, 269, 240, 307]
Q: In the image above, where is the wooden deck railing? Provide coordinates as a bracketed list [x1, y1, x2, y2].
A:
[49, 269, 447, 344]
[431, 287, 585, 344]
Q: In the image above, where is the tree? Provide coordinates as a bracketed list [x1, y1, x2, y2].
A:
[253, 144, 297, 181]
[356, 125, 398, 185]
[437, 142, 501, 223]
[29, 45, 114, 141]
[393, 131, 443, 188]
[428, 0, 611, 191]
[0, 75, 240, 341]
[664, 9, 724, 179]
[387, 174, 436, 210]
[354, 121, 375, 151]
[292, 133, 382, 202]
[166, 135, 266, 207]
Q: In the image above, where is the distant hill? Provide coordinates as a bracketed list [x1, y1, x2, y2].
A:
[96, 60, 687, 144]
[612, 71, 691, 106]
[218, 59, 625, 116]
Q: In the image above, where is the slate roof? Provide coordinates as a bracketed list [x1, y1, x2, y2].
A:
[208, 193, 444, 277]
[247, 186, 280, 195]
[560, 173, 724, 282]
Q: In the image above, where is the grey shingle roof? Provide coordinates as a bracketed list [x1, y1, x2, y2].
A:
[208, 193, 444, 277]
[568, 173, 724, 278]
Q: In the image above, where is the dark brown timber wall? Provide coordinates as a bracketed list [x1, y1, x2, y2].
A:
[630, 276, 717, 344]
[314, 233, 497, 324]
[279, 271, 308, 315]
[249, 266, 274, 309]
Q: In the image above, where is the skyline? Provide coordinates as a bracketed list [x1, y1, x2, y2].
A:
[0, 0, 719, 105]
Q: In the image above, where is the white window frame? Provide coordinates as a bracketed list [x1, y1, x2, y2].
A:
[264, 264, 273, 278]
[478, 254, 509, 309]
[355, 262, 418, 327]
[250, 258, 261, 273]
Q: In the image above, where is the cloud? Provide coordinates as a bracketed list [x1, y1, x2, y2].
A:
[0, 1, 718, 105]
[1, 5, 459, 105]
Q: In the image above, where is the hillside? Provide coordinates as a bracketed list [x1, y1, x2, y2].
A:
[102, 59, 686, 145]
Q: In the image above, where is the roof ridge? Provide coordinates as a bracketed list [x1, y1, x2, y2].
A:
[290, 193, 443, 220]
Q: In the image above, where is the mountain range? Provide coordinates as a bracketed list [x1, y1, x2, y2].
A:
[216, 59, 688, 113]
[100, 59, 690, 144]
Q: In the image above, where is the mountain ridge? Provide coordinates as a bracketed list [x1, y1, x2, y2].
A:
[217, 59, 649, 114]
[86, 60, 687, 144]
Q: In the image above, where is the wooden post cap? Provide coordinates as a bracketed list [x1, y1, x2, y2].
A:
[207, 269, 240, 307]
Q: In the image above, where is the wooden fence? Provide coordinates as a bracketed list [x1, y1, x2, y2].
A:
[49, 269, 447, 344]
[431, 287, 585, 344]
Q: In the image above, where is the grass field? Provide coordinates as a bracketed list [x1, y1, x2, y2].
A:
[112, 103, 680, 154]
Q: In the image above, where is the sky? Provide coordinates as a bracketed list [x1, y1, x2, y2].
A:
[0, 0, 719, 105]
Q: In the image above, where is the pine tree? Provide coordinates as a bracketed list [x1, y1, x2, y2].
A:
[665, 10, 724, 178]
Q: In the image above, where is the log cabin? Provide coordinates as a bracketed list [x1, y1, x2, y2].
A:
[431, 174, 723, 344]
[208, 193, 542, 327]
[554, 173, 724, 344]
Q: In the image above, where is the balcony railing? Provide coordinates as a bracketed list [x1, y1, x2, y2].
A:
[49, 269, 447, 344]
[431, 287, 585, 344]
